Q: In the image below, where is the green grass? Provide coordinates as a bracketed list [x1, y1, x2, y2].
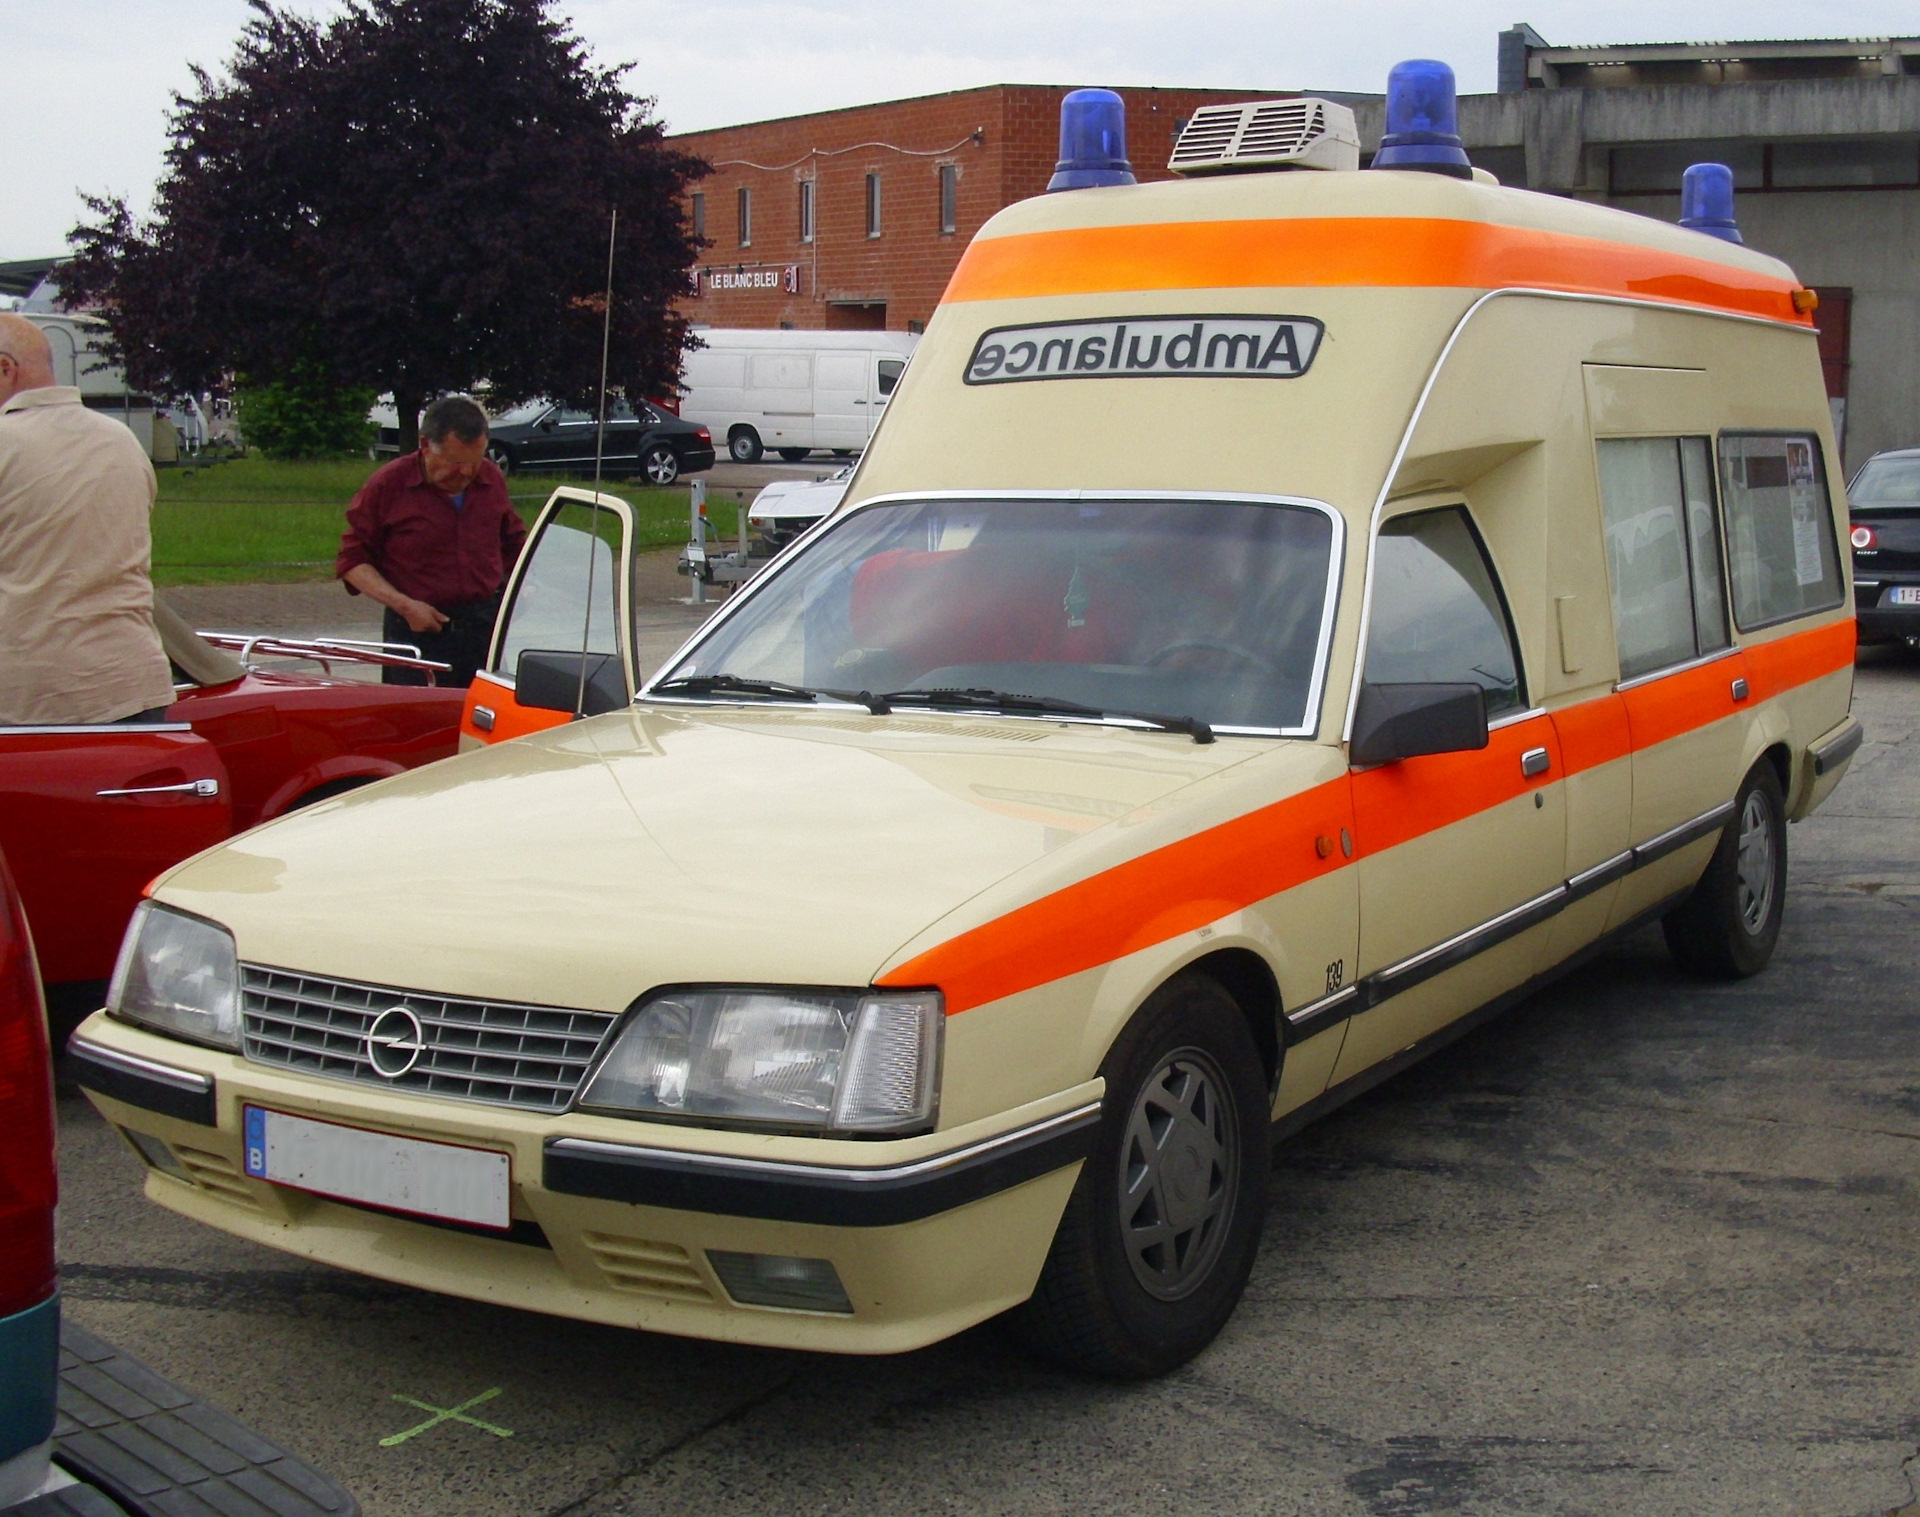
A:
[151, 455, 747, 585]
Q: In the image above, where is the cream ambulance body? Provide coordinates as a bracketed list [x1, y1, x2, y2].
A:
[72, 105, 1861, 1376]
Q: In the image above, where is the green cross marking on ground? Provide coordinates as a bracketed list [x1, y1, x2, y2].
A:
[379, 1387, 514, 1447]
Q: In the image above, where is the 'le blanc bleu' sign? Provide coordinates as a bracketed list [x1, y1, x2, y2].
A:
[964, 315, 1325, 385]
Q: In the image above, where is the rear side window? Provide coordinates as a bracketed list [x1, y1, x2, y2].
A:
[1367, 507, 1525, 717]
[1720, 434, 1844, 629]
[877, 360, 904, 397]
[1595, 436, 1731, 680]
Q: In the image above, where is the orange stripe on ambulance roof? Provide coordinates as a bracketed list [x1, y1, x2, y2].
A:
[878, 778, 1354, 1016]
[884, 616, 1851, 1016]
[941, 218, 1811, 328]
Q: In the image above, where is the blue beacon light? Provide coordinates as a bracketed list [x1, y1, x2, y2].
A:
[1371, 59, 1473, 179]
[1047, 89, 1136, 192]
[1679, 163, 1743, 243]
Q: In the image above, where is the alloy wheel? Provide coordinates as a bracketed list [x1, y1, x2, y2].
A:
[1735, 787, 1777, 934]
[1118, 1049, 1239, 1300]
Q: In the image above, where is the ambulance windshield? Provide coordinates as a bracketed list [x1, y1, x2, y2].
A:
[659, 496, 1339, 735]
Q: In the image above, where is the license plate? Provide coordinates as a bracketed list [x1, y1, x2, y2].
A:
[1888, 587, 1920, 606]
[243, 1106, 511, 1230]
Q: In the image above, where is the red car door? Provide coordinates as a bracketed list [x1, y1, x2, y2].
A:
[0, 723, 231, 986]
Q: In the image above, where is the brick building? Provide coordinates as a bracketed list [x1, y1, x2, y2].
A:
[671, 85, 1275, 333]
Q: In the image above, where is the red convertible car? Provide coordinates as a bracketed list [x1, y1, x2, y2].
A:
[0, 600, 463, 1037]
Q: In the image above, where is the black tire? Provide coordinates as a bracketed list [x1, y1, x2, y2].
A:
[485, 442, 513, 474]
[831, 449, 854, 458]
[641, 443, 680, 486]
[728, 428, 763, 463]
[1013, 973, 1269, 1378]
[1663, 759, 1787, 978]
[776, 447, 810, 462]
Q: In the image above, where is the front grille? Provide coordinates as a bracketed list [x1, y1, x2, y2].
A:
[241, 965, 618, 1113]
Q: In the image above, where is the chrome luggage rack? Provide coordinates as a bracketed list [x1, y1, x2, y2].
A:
[198, 632, 453, 680]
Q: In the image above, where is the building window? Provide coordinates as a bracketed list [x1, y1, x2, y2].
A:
[865, 173, 881, 238]
[690, 193, 705, 240]
[737, 186, 751, 247]
[939, 164, 958, 234]
[799, 179, 814, 243]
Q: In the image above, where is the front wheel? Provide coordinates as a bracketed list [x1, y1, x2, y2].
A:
[1013, 973, 1269, 1378]
[1663, 759, 1787, 978]
[485, 442, 513, 474]
[641, 443, 680, 486]
[728, 428, 763, 463]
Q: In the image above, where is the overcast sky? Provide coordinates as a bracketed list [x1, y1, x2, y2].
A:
[5, 0, 1915, 259]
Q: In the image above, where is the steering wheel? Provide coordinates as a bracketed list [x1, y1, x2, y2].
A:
[1144, 637, 1280, 675]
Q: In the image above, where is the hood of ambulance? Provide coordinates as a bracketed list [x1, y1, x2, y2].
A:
[152, 706, 1309, 1013]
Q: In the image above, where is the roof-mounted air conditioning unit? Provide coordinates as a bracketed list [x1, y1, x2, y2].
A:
[1168, 98, 1361, 176]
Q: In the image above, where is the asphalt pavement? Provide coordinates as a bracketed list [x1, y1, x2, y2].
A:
[51, 647, 1920, 1517]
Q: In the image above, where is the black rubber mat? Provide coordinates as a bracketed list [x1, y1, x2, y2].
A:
[46, 1320, 359, 1517]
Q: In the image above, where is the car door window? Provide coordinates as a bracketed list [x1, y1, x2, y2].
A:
[876, 359, 905, 397]
[1366, 507, 1525, 716]
[1719, 433, 1845, 628]
[1596, 436, 1732, 679]
[492, 501, 620, 677]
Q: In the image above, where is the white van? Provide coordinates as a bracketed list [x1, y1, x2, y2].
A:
[678, 328, 918, 463]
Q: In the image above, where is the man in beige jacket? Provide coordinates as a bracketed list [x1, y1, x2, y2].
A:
[0, 314, 175, 725]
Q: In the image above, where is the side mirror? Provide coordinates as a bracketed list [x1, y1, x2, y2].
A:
[1350, 682, 1489, 766]
[515, 649, 627, 717]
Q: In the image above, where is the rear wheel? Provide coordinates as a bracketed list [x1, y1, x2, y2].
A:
[1013, 973, 1269, 1378]
[728, 428, 763, 463]
[485, 442, 513, 474]
[641, 443, 680, 486]
[776, 447, 810, 462]
[1663, 759, 1787, 978]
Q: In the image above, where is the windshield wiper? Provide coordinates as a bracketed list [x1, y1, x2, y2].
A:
[650, 673, 823, 702]
[878, 687, 1214, 745]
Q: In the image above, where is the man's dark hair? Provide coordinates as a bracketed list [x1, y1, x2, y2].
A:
[421, 395, 488, 445]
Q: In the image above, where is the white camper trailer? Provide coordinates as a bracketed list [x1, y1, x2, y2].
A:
[677, 328, 918, 462]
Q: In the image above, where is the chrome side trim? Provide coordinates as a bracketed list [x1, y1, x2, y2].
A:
[1488, 706, 1547, 732]
[548, 1101, 1103, 1187]
[68, 1038, 214, 1093]
[1283, 985, 1359, 1044]
[1566, 849, 1634, 900]
[0, 724, 193, 737]
[1366, 883, 1569, 1001]
[1613, 644, 1740, 694]
[1632, 801, 1735, 867]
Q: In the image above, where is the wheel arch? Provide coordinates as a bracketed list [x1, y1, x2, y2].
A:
[258, 757, 404, 820]
[1176, 947, 1282, 1095]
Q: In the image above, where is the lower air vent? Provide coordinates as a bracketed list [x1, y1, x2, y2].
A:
[172, 1144, 263, 1210]
[582, 1233, 715, 1303]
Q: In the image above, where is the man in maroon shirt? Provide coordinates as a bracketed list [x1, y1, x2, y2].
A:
[336, 396, 527, 686]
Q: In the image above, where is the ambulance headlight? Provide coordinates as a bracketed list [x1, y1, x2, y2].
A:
[580, 988, 943, 1132]
[107, 902, 241, 1050]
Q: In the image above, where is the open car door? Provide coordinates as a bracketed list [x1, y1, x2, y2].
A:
[0, 722, 232, 987]
[460, 488, 638, 747]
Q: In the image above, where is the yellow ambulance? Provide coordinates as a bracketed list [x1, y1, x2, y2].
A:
[72, 68, 1862, 1378]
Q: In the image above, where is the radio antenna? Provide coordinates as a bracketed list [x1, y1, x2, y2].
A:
[573, 204, 618, 720]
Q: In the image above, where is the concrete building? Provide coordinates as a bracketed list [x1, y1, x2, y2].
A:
[675, 31, 1919, 471]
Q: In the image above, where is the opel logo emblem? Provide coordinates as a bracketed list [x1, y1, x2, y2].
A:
[366, 1005, 427, 1079]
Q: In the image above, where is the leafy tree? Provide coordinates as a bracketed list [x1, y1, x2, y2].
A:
[63, 0, 705, 451]
[235, 361, 377, 459]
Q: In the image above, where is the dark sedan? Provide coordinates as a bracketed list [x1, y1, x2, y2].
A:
[376, 399, 715, 484]
[1847, 447, 1920, 646]
[484, 398, 713, 484]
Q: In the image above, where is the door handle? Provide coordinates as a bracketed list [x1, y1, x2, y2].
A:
[1731, 677, 1750, 701]
[472, 705, 496, 732]
[97, 778, 220, 798]
[1520, 747, 1551, 778]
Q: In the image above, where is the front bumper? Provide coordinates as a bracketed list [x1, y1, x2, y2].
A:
[69, 1014, 1095, 1355]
